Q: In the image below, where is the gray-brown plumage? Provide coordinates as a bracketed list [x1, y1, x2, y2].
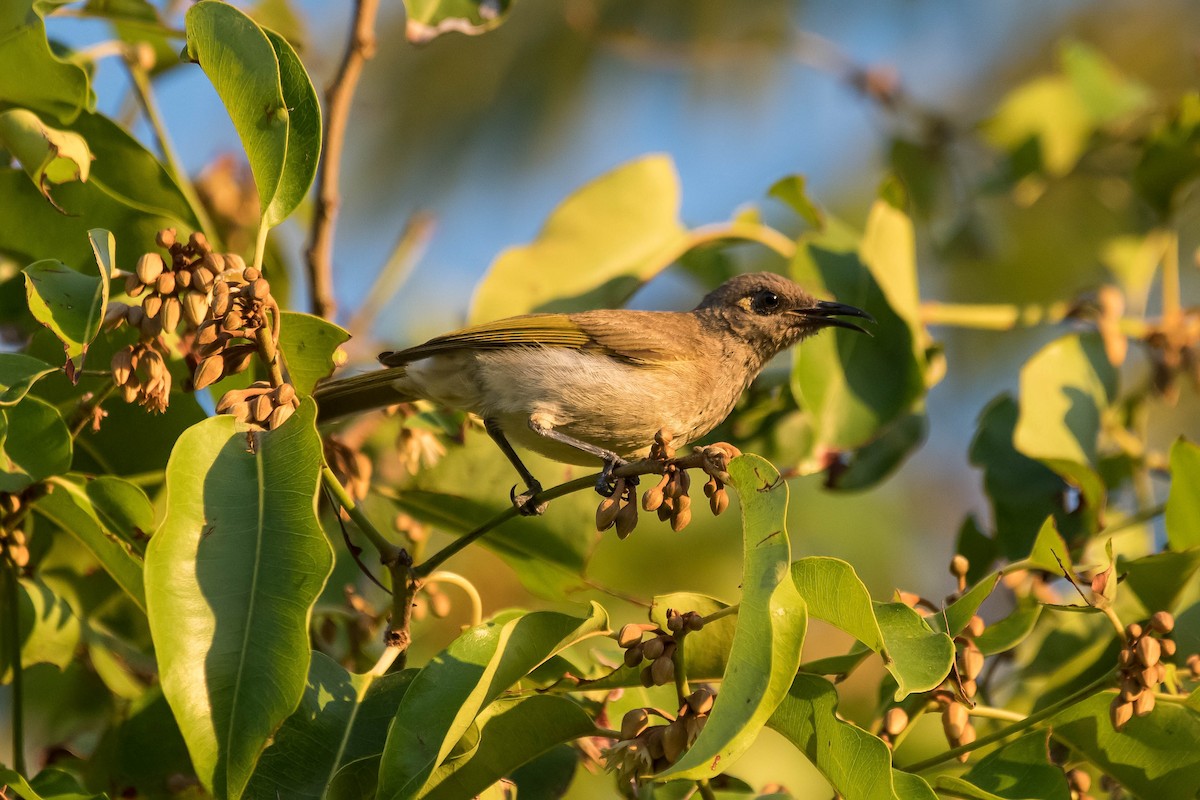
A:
[313, 272, 871, 506]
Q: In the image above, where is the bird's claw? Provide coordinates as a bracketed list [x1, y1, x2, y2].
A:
[595, 455, 636, 497]
[511, 482, 548, 516]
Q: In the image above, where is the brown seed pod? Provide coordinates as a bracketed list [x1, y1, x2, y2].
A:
[642, 484, 664, 512]
[883, 707, 909, 737]
[670, 494, 692, 532]
[958, 643, 984, 681]
[709, 488, 729, 516]
[250, 279, 271, 300]
[662, 719, 688, 762]
[269, 403, 295, 430]
[1132, 690, 1156, 717]
[276, 383, 296, 405]
[194, 356, 225, 390]
[641, 636, 665, 661]
[225, 253, 247, 273]
[595, 496, 619, 531]
[1135, 636, 1161, 667]
[942, 702, 968, 741]
[155, 228, 176, 248]
[125, 274, 145, 297]
[222, 344, 256, 376]
[103, 301, 128, 329]
[615, 499, 638, 540]
[253, 393, 273, 422]
[651, 654, 675, 686]
[136, 252, 165, 285]
[142, 293, 163, 320]
[1110, 697, 1134, 731]
[1149, 611, 1174, 635]
[111, 348, 134, 385]
[620, 708, 650, 740]
[183, 291, 209, 327]
[639, 665, 655, 688]
[623, 643, 644, 668]
[1161, 638, 1176, 658]
[177, 268, 192, 289]
[686, 687, 715, 715]
[955, 723, 976, 763]
[1126, 622, 1143, 640]
[243, 266, 261, 282]
[160, 296, 181, 333]
[966, 615, 986, 639]
[156, 271, 176, 295]
[203, 252, 225, 274]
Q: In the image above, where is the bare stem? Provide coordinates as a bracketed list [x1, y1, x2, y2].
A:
[699, 604, 739, 626]
[320, 465, 401, 563]
[305, 0, 382, 320]
[425, 570, 483, 626]
[70, 380, 118, 440]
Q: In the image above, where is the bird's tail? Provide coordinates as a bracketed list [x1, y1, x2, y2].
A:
[312, 367, 415, 422]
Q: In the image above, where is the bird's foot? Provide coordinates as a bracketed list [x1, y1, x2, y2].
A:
[511, 482, 548, 516]
[595, 455, 637, 497]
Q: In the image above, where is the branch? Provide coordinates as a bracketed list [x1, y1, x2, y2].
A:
[304, 0, 381, 320]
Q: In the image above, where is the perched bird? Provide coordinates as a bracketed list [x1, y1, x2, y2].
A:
[314, 272, 871, 512]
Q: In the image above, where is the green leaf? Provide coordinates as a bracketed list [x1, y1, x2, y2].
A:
[469, 154, 688, 323]
[871, 602, 956, 700]
[0, 0, 92, 123]
[1166, 438, 1200, 550]
[376, 604, 608, 799]
[278, 311, 350, 396]
[23, 252, 111, 372]
[144, 400, 333, 800]
[244, 652, 417, 800]
[939, 572, 1001, 637]
[509, 744, 578, 799]
[184, 1, 321, 228]
[0, 576, 81, 683]
[0, 766, 104, 800]
[420, 695, 595, 800]
[1051, 690, 1200, 797]
[975, 597, 1043, 656]
[0, 395, 72, 493]
[1118, 548, 1200, 614]
[942, 731, 1070, 799]
[768, 175, 825, 228]
[404, 0, 516, 44]
[0, 353, 56, 405]
[34, 474, 148, 610]
[1014, 333, 1116, 470]
[767, 673, 936, 800]
[969, 395, 1084, 559]
[825, 411, 927, 491]
[790, 210, 926, 458]
[1134, 91, 1200, 218]
[1025, 516, 1074, 575]
[0, 108, 92, 200]
[656, 455, 807, 781]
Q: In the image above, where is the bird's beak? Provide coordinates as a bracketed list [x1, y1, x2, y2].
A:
[793, 300, 875, 335]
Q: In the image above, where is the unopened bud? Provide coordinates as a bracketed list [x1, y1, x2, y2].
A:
[194, 356, 224, 390]
[651, 655, 675, 685]
[142, 293, 163, 320]
[709, 488, 729, 516]
[642, 485, 664, 512]
[1110, 697, 1133, 731]
[950, 554, 969, 579]
[955, 724, 976, 762]
[641, 636, 665, 661]
[884, 707, 908, 736]
[1132, 690, 1155, 717]
[155, 228, 176, 248]
[1126, 622, 1143, 640]
[662, 719, 688, 762]
[624, 643, 644, 668]
[183, 291, 209, 327]
[966, 615, 986, 639]
[136, 252, 164, 285]
[942, 703, 968, 741]
[156, 271, 176, 295]
[1149, 611, 1174, 634]
[620, 708, 649, 740]
[243, 266, 261, 282]
[615, 500, 638, 540]
[1135, 636, 1161, 667]
[686, 687, 715, 715]
[671, 495, 692, 532]
[269, 403, 295, 429]
[595, 496, 619, 531]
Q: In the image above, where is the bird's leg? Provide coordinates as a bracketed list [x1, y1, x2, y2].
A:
[484, 418, 547, 516]
[527, 417, 635, 497]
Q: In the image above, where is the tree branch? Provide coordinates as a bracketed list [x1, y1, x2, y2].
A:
[305, 0, 382, 320]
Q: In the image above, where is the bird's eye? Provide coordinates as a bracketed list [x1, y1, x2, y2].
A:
[752, 290, 781, 315]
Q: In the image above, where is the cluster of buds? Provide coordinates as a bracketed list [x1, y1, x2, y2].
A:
[939, 612, 986, 759]
[1, 527, 28, 569]
[596, 478, 638, 539]
[617, 623, 676, 687]
[1111, 612, 1175, 730]
[191, 265, 276, 392]
[215, 381, 298, 432]
[111, 340, 173, 413]
[604, 687, 715, 781]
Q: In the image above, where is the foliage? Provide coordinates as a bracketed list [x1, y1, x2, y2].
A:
[1, 4, 1199, 800]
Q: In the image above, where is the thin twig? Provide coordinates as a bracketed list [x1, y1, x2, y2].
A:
[425, 570, 483, 627]
[305, 0, 382, 320]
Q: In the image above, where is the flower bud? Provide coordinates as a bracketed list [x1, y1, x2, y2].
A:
[1149, 611, 1174, 635]
[183, 291, 209, 327]
[1133, 690, 1155, 717]
[1110, 697, 1133, 731]
[225, 253, 247, 273]
[142, 293, 163, 320]
[883, 707, 908, 736]
[1161, 638, 1176, 658]
[620, 708, 649, 740]
[126, 274, 145, 297]
[161, 296, 182, 333]
[136, 252, 164, 285]
[243, 266, 261, 282]
[623, 643, 644, 668]
[662, 720, 688, 762]
[250, 278, 271, 300]
[103, 301, 129, 329]
[955, 723, 975, 762]
[950, 554, 970, 579]
[639, 665, 655, 688]
[615, 500, 638, 540]
[709, 488, 729, 516]
[1135, 636, 1161, 667]
[642, 485, 664, 512]
[650, 655, 675, 686]
[942, 702, 968, 741]
[188, 231, 211, 253]
[276, 383, 296, 405]
[269, 403, 295, 429]
[155, 228, 176, 248]
[617, 623, 646, 649]
[194, 356, 224, 390]
[253, 393, 273, 422]
[686, 687, 715, 715]
[641, 636, 665, 661]
[670, 494, 692, 532]
[111, 348, 134, 385]
[156, 271, 176, 295]
[1126, 622, 1143, 640]
[595, 496, 619, 531]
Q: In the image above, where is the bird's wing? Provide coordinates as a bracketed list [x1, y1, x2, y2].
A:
[379, 311, 702, 367]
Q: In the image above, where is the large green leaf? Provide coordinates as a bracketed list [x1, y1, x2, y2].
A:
[34, 474, 149, 610]
[0, 108, 92, 200]
[1051, 691, 1200, 797]
[0, 395, 72, 493]
[144, 401, 333, 800]
[1118, 547, 1200, 614]
[404, 0, 516, 43]
[1166, 438, 1200, 550]
[0, 353, 57, 406]
[975, 597, 1043, 656]
[935, 731, 1070, 799]
[420, 695, 595, 799]
[790, 209, 926, 458]
[376, 604, 608, 800]
[184, 1, 321, 228]
[469, 154, 688, 323]
[244, 652, 416, 800]
[791, 556, 954, 699]
[0, 576, 81, 683]
[278, 311, 350, 396]
[0, 0, 92, 122]
[767, 673, 936, 800]
[23, 244, 111, 371]
[656, 455, 808, 781]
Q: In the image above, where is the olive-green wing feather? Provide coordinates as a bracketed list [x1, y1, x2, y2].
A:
[378, 311, 703, 367]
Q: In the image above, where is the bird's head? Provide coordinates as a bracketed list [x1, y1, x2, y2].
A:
[695, 272, 873, 361]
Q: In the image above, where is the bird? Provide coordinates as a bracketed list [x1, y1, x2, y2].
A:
[313, 272, 872, 513]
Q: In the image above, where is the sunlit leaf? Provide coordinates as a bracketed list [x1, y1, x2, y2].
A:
[1051, 691, 1200, 797]
[404, 0, 516, 44]
[0, 395, 72, 493]
[936, 731, 1070, 799]
[0, 576, 81, 683]
[0, 0, 92, 123]
[0, 108, 93, 200]
[145, 401, 333, 800]
[184, 1, 321, 228]
[0, 766, 104, 800]
[975, 598, 1043, 656]
[278, 311, 350, 396]
[768, 174, 824, 228]
[767, 673, 936, 800]
[421, 695, 595, 800]
[1166, 438, 1200, 550]
[656, 455, 807, 781]
[245, 652, 417, 800]
[376, 604, 608, 799]
[469, 154, 688, 323]
[0, 353, 57, 406]
[938, 572, 1001, 637]
[23, 248, 111, 371]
